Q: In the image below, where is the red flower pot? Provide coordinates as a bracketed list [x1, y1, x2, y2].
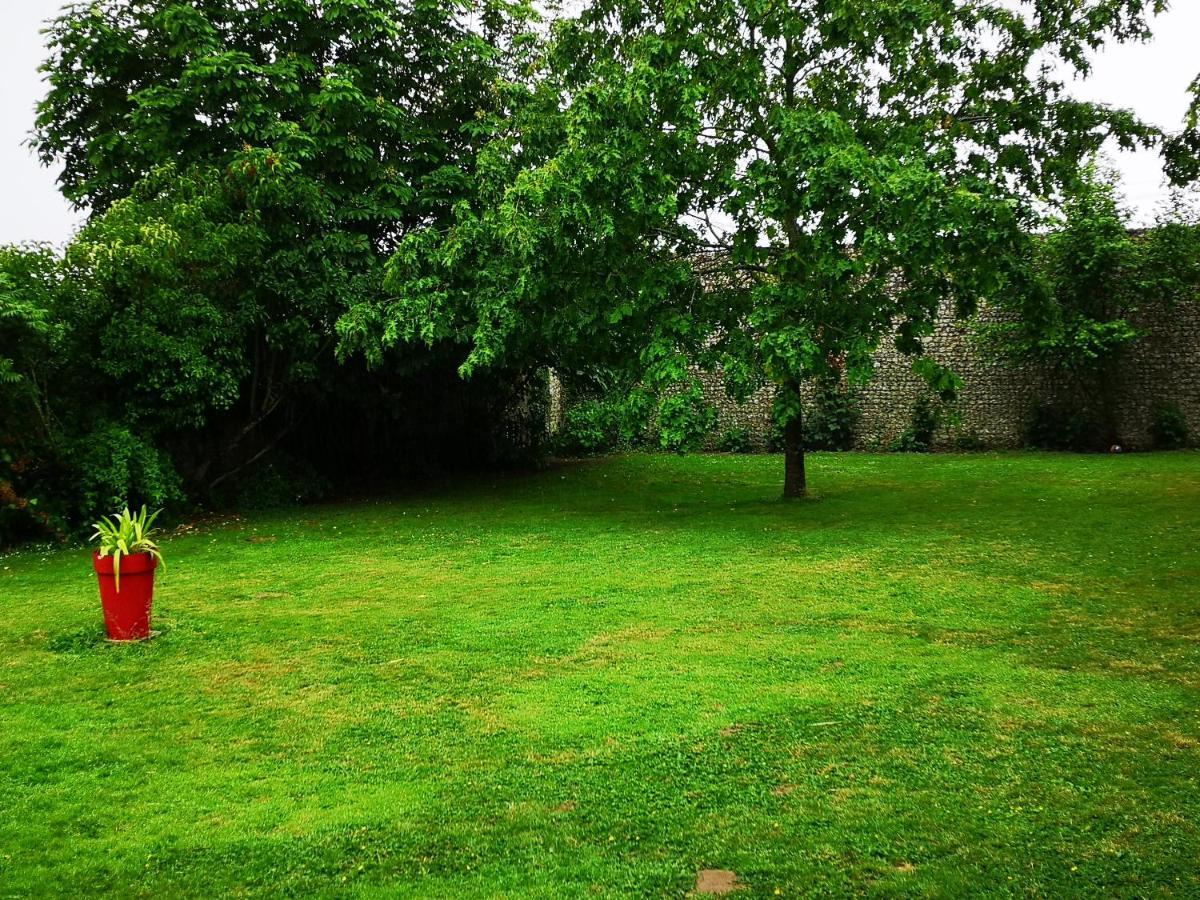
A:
[93, 551, 158, 641]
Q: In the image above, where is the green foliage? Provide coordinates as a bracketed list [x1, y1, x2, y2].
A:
[888, 396, 942, 453]
[983, 168, 1200, 449]
[1165, 76, 1200, 184]
[91, 505, 164, 591]
[62, 164, 271, 432]
[30, 0, 527, 498]
[350, 0, 1190, 493]
[0, 245, 61, 441]
[1138, 189, 1200, 307]
[4, 0, 539, 542]
[804, 382, 861, 452]
[0, 245, 67, 541]
[3, 167, 272, 539]
[1150, 402, 1190, 450]
[656, 386, 717, 453]
[555, 400, 623, 456]
[35, 0, 527, 220]
[230, 458, 331, 511]
[1025, 401, 1109, 452]
[952, 428, 988, 452]
[0, 245, 60, 391]
[766, 418, 787, 454]
[72, 424, 186, 519]
[980, 166, 1146, 378]
[552, 367, 655, 456]
[717, 426, 753, 454]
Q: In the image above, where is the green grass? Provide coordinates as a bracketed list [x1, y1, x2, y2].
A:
[3, 452, 1199, 897]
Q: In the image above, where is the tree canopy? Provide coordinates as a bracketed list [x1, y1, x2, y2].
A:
[347, 0, 1199, 495]
[4, 0, 537, 539]
[34, 0, 533, 384]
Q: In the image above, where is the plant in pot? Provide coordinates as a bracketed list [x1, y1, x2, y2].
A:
[91, 506, 165, 641]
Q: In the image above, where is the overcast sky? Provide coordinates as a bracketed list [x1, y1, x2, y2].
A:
[2, 1, 1198, 247]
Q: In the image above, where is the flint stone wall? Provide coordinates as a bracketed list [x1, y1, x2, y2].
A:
[697, 296, 1200, 450]
[553, 295, 1200, 450]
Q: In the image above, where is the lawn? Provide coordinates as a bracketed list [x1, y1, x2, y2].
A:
[2, 452, 1199, 897]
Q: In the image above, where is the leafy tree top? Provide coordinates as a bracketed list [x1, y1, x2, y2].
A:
[31, 0, 539, 413]
[341, 0, 1198, 492]
[353, 0, 1196, 383]
[34, 0, 530, 244]
[982, 164, 1200, 377]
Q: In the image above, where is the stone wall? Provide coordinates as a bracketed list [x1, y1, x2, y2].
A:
[1110, 298, 1200, 448]
[553, 296, 1200, 450]
[697, 297, 1200, 450]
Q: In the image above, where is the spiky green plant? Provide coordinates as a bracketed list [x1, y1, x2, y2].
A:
[91, 505, 164, 591]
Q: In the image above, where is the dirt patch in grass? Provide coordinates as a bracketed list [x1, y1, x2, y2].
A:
[694, 869, 739, 894]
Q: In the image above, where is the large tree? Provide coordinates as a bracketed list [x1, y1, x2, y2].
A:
[348, 0, 1197, 495]
[31, 0, 531, 500]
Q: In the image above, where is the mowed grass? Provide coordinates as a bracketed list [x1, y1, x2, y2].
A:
[2, 452, 1199, 898]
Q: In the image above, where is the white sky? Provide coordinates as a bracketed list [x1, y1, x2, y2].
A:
[2, 0, 1198, 247]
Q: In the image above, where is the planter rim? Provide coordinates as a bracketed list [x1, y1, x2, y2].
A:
[92, 550, 159, 575]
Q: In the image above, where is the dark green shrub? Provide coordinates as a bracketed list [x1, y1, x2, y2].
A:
[805, 382, 860, 451]
[763, 382, 860, 453]
[1, 245, 65, 543]
[717, 426, 754, 453]
[555, 399, 622, 455]
[888, 396, 941, 452]
[887, 431, 924, 453]
[766, 416, 786, 453]
[231, 458, 330, 510]
[617, 388, 655, 449]
[1025, 401, 1108, 451]
[70, 423, 185, 518]
[657, 386, 717, 453]
[1150, 401, 1190, 450]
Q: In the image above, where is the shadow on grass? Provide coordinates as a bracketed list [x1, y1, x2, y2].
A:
[47, 626, 111, 653]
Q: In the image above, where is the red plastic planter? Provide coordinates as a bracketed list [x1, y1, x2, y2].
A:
[92, 551, 158, 641]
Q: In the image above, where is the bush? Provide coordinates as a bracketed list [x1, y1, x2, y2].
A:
[70, 423, 186, 519]
[657, 386, 717, 452]
[555, 399, 622, 455]
[763, 381, 860, 452]
[1025, 401, 1109, 451]
[717, 426, 753, 453]
[766, 416, 786, 453]
[805, 381, 860, 451]
[0, 245, 65, 543]
[888, 396, 941, 452]
[1150, 401, 1190, 450]
[230, 458, 331, 510]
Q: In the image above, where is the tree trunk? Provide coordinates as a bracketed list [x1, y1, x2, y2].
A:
[783, 403, 806, 499]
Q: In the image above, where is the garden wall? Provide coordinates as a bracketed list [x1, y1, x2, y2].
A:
[552, 296, 1200, 450]
[707, 297, 1200, 449]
